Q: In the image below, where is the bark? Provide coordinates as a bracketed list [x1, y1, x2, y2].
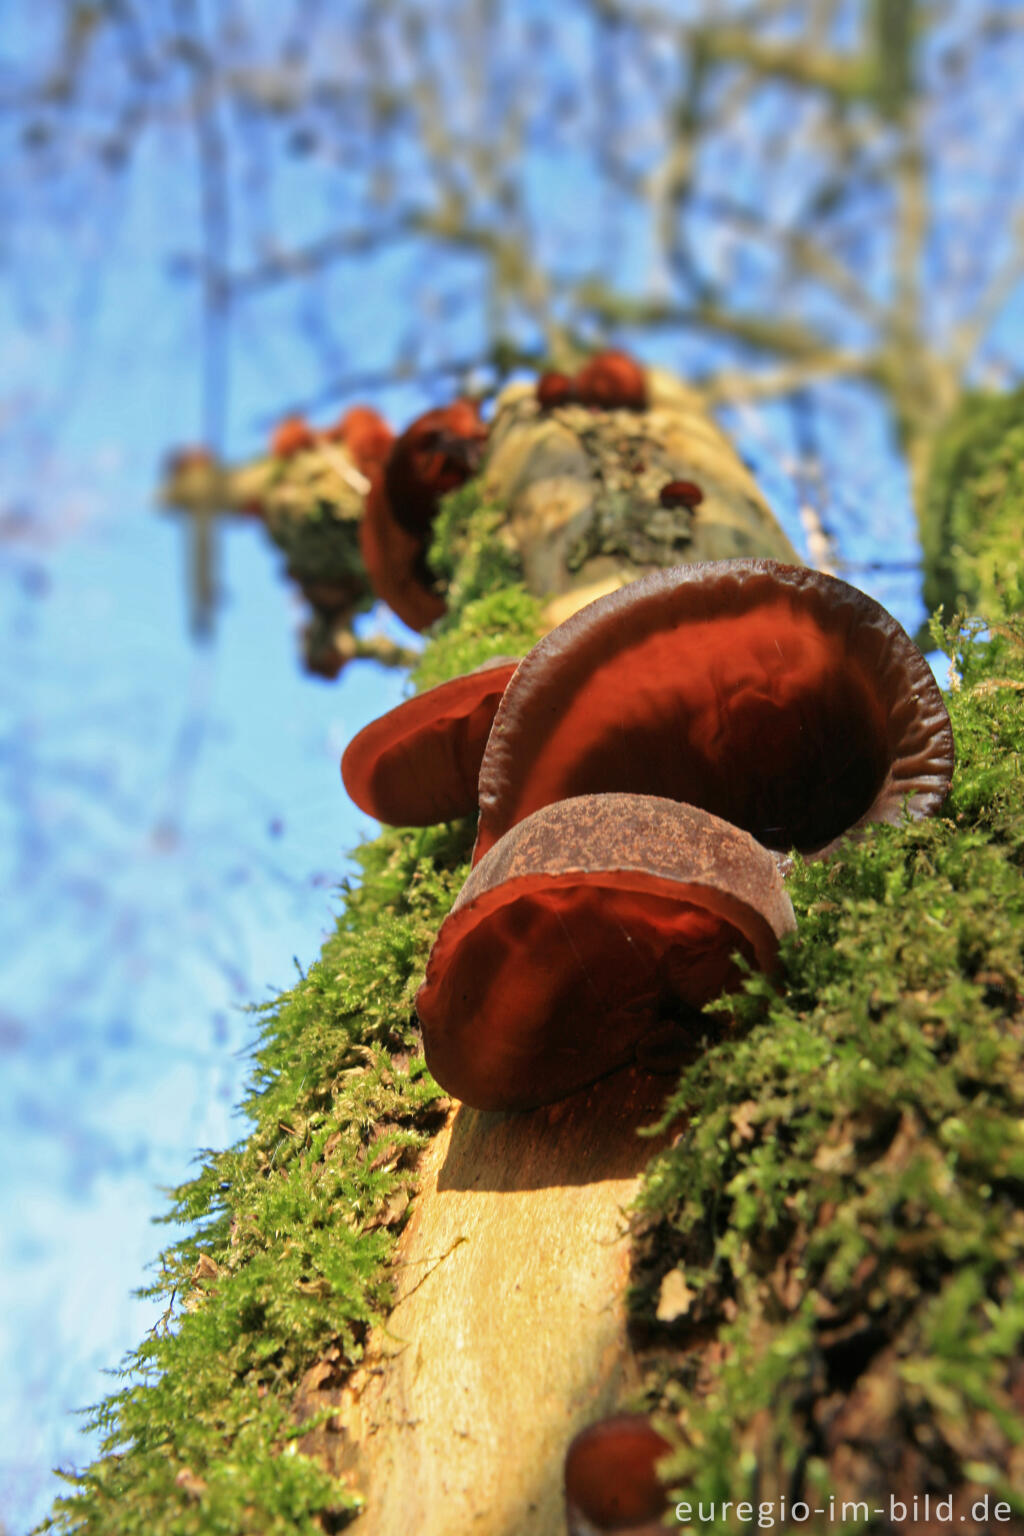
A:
[481, 370, 797, 628]
[328, 1071, 673, 1535]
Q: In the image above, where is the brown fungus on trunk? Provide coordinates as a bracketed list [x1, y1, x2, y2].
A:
[536, 371, 577, 410]
[474, 559, 954, 866]
[416, 793, 795, 1112]
[358, 399, 487, 631]
[385, 399, 488, 543]
[323, 404, 394, 471]
[270, 415, 318, 458]
[564, 1415, 673, 1536]
[341, 657, 519, 826]
[359, 470, 446, 633]
[659, 478, 703, 509]
[575, 350, 648, 412]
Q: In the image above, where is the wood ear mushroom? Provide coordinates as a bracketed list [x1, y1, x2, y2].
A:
[475, 559, 954, 866]
[417, 793, 795, 1111]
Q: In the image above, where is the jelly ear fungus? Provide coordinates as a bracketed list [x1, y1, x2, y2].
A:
[475, 559, 954, 866]
[341, 657, 519, 827]
[416, 794, 795, 1112]
[564, 1415, 673, 1536]
[358, 399, 487, 633]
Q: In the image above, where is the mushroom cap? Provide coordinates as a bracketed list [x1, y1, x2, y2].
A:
[659, 478, 703, 509]
[475, 559, 954, 865]
[270, 415, 318, 458]
[565, 1415, 672, 1535]
[325, 404, 394, 471]
[359, 471, 446, 632]
[536, 371, 576, 410]
[385, 399, 488, 542]
[417, 793, 795, 1111]
[341, 657, 519, 826]
[575, 350, 648, 412]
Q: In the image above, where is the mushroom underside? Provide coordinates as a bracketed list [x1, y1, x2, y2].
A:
[417, 793, 794, 1111]
[341, 660, 518, 825]
[476, 568, 953, 863]
[422, 877, 758, 1110]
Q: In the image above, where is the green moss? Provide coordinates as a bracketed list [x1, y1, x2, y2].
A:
[631, 596, 1024, 1524]
[921, 387, 1024, 622]
[41, 822, 472, 1536]
[413, 479, 544, 689]
[265, 498, 368, 592]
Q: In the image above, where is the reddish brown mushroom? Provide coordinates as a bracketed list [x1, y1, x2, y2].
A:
[358, 399, 487, 630]
[474, 560, 954, 866]
[359, 470, 447, 633]
[324, 404, 395, 472]
[536, 371, 577, 410]
[659, 479, 703, 509]
[565, 1415, 672, 1536]
[417, 793, 795, 1111]
[341, 657, 519, 826]
[385, 399, 488, 543]
[575, 350, 648, 412]
[270, 415, 318, 458]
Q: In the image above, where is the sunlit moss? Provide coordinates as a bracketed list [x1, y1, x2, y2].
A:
[413, 480, 544, 690]
[40, 477, 533, 1536]
[630, 591, 1024, 1524]
[921, 386, 1024, 623]
[41, 821, 471, 1536]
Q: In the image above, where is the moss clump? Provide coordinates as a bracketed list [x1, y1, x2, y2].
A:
[41, 822, 472, 1536]
[413, 479, 544, 690]
[921, 387, 1024, 623]
[266, 496, 368, 592]
[631, 595, 1024, 1526]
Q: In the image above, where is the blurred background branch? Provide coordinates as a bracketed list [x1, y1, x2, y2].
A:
[7, 2, 1022, 633]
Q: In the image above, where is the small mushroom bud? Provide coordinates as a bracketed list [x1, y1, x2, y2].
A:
[536, 371, 577, 410]
[270, 415, 318, 458]
[659, 479, 703, 509]
[564, 1415, 672, 1535]
[575, 350, 648, 412]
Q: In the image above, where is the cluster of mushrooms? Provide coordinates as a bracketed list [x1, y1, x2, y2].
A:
[273, 396, 491, 640]
[165, 399, 486, 669]
[270, 349, 663, 638]
[343, 557, 954, 1117]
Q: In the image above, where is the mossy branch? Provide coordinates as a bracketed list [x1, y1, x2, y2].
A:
[44, 407, 1024, 1534]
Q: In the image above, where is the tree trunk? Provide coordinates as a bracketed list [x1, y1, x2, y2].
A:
[285, 371, 799, 1534]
